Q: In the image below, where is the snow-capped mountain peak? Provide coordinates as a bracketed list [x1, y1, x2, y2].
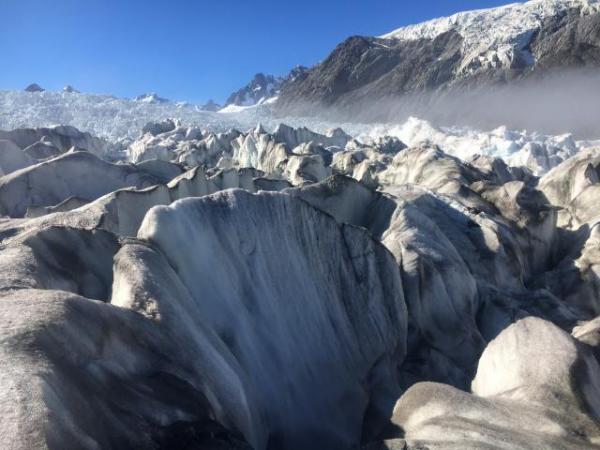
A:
[62, 85, 79, 93]
[201, 99, 221, 112]
[224, 66, 308, 108]
[24, 83, 44, 93]
[225, 73, 281, 107]
[134, 92, 170, 104]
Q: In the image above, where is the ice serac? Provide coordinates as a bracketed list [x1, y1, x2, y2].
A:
[533, 147, 600, 315]
[1, 119, 600, 448]
[0, 151, 161, 217]
[0, 90, 593, 170]
[0, 139, 34, 175]
[289, 175, 486, 388]
[0, 163, 286, 240]
[0, 125, 114, 159]
[539, 146, 600, 228]
[387, 317, 600, 449]
[113, 189, 408, 449]
[0, 226, 239, 449]
[287, 143, 581, 390]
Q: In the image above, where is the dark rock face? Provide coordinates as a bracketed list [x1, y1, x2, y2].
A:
[201, 99, 222, 111]
[277, 6, 600, 116]
[225, 73, 281, 107]
[279, 32, 463, 111]
[532, 8, 600, 70]
[141, 118, 177, 136]
[24, 83, 44, 92]
[224, 66, 308, 107]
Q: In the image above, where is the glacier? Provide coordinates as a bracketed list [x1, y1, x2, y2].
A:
[1, 89, 598, 176]
[0, 116, 599, 448]
[1, 1, 600, 449]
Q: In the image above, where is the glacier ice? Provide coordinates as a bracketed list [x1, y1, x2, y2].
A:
[0, 108, 599, 449]
[389, 317, 600, 449]
[1, 89, 596, 176]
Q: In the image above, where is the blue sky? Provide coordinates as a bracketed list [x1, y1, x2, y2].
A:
[0, 0, 518, 104]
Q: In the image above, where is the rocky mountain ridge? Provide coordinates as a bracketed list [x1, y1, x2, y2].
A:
[277, 0, 600, 121]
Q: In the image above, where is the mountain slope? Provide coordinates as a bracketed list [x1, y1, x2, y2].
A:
[277, 0, 600, 115]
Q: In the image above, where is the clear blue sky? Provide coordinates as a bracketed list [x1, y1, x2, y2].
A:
[0, 0, 518, 104]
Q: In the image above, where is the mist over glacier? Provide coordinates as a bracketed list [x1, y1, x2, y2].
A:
[271, 68, 600, 139]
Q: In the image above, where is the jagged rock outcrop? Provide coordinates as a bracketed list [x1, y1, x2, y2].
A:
[201, 99, 221, 111]
[224, 66, 308, 107]
[225, 73, 282, 107]
[278, 31, 464, 112]
[24, 83, 44, 92]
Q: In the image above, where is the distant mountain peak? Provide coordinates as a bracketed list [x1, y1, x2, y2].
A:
[134, 92, 169, 104]
[24, 83, 44, 93]
[63, 85, 79, 93]
[225, 73, 281, 107]
[224, 66, 309, 108]
[201, 99, 221, 112]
